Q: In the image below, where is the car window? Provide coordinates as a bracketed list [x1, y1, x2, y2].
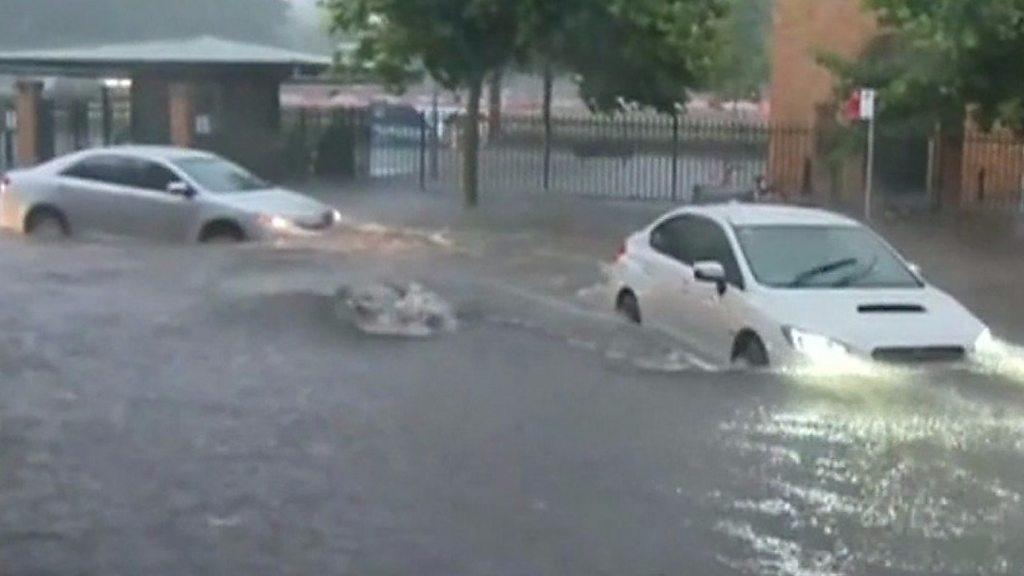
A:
[61, 155, 136, 187]
[172, 156, 269, 193]
[134, 160, 180, 192]
[683, 216, 745, 289]
[650, 216, 693, 264]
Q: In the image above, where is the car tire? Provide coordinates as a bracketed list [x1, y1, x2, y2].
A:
[616, 290, 642, 325]
[25, 208, 69, 240]
[734, 334, 769, 368]
[200, 222, 245, 244]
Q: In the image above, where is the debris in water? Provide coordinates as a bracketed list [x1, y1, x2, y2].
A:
[336, 282, 457, 337]
[206, 515, 242, 528]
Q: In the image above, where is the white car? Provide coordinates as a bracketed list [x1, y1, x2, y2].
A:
[1, 146, 341, 243]
[609, 203, 990, 367]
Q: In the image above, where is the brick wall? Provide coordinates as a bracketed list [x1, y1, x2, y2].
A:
[770, 0, 878, 126]
[960, 128, 1024, 210]
[769, 0, 878, 198]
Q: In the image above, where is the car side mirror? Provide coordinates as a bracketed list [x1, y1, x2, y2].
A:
[167, 181, 195, 199]
[693, 260, 728, 295]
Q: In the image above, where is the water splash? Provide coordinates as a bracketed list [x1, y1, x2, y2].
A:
[336, 282, 457, 337]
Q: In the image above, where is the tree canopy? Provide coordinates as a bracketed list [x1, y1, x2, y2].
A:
[707, 0, 772, 102]
[822, 0, 1024, 134]
[564, 0, 726, 113]
[0, 0, 289, 48]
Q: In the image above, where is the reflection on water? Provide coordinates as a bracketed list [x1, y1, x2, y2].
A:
[713, 370, 1024, 576]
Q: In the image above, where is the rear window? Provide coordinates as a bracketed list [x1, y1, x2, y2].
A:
[61, 155, 136, 187]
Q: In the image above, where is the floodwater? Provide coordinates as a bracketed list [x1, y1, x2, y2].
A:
[2, 215, 1024, 575]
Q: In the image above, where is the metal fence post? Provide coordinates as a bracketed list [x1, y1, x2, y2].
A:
[543, 111, 552, 191]
[419, 111, 427, 191]
[100, 86, 113, 145]
[671, 112, 680, 202]
[430, 90, 440, 181]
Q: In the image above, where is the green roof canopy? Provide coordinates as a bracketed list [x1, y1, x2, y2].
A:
[0, 36, 331, 77]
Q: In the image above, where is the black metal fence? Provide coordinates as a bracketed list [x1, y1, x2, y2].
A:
[1, 98, 15, 171]
[282, 107, 802, 202]
[17, 97, 1024, 213]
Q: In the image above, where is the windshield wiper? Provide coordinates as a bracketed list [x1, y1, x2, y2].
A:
[833, 256, 879, 288]
[789, 257, 860, 287]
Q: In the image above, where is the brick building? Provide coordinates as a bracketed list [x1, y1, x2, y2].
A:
[769, 0, 1024, 212]
[0, 36, 328, 175]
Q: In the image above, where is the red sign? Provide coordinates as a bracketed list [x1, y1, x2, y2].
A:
[844, 90, 862, 122]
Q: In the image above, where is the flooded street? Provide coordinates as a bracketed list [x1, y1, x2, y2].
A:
[3, 207, 1024, 576]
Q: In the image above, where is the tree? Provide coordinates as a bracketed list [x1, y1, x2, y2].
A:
[325, 0, 726, 207]
[821, 0, 1024, 134]
[559, 0, 727, 114]
[708, 0, 772, 103]
[518, 0, 728, 114]
[324, 0, 521, 208]
[487, 69, 503, 140]
[517, 0, 726, 191]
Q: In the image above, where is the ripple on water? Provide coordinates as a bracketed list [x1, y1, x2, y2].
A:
[712, 397, 1024, 576]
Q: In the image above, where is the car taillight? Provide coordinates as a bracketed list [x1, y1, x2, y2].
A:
[616, 241, 627, 260]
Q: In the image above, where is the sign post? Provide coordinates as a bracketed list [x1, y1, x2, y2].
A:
[853, 88, 877, 220]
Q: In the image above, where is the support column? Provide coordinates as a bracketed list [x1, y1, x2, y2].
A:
[15, 80, 43, 167]
[169, 82, 195, 148]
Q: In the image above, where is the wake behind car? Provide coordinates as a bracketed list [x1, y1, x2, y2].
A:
[610, 203, 991, 368]
[0, 146, 341, 243]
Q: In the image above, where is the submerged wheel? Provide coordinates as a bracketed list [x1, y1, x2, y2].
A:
[25, 208, 69, 240]
[616, 290, 642, 325]
[733, 334, 769, 368]
[200, 222, 245, 244]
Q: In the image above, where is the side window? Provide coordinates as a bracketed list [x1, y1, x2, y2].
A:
[650, 220, 673, 255]
[135, 160, 179, 192]
[649, 216, 692, 265]
[62, 157, 105, 181]
[687, 217, 745, 289]
[61, 155, 136, 187]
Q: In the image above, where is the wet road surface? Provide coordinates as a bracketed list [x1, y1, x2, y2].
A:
[2, 218, 1024, 576]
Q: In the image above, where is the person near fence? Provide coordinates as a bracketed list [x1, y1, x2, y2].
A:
[754, 174, 787, 204]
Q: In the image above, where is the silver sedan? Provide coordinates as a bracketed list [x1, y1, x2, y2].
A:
[0, 145, 342, 242]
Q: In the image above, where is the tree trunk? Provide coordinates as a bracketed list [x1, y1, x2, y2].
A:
[542, 62, 554, 191]
[487, 69, 503, 141]
[461, 78, 484, 208]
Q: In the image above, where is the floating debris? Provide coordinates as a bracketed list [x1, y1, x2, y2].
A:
[336, 282, 457, 337]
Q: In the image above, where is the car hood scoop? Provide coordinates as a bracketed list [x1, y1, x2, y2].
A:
[857, 303, 926, 314]
[758, 286, 984, 353]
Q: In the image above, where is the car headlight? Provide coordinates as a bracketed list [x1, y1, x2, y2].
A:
[258, 214, 291, 231]
[973, 328, 1000, 354]
[782, 326, 852, 359]
[331, 209, 343, 224]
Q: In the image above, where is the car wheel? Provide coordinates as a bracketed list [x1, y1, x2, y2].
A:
[616, 290, 642, 325]
[200, 222, 245, 244]
[734, 334, 769, 368]
[25, 208, 69, 240]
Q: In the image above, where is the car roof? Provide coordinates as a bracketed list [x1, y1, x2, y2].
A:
[28, 145, 218, 176]
[664, 203, 860, 228]
[84, 145, 216, 162]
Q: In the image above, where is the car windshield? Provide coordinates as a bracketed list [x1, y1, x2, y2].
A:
[172, 157, 270, 193]
[735, 224, 922, 289]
